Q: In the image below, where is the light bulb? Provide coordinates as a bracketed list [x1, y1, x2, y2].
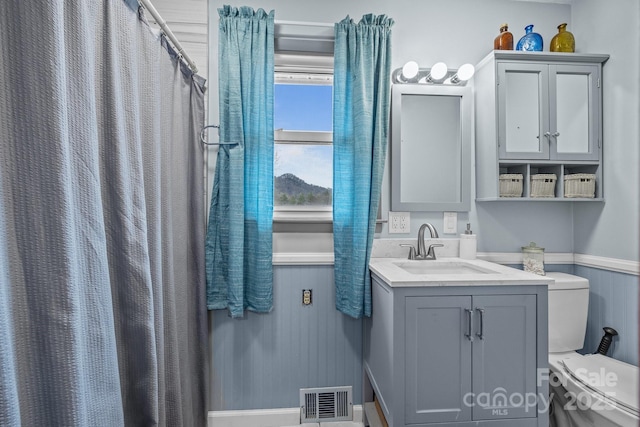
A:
[401, 61, 419, 80]
[453, 63, 475, 83]
[427, 62, 448, 82]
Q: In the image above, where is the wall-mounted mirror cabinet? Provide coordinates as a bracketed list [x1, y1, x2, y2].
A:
[498, 62, 600, 161]
[474, 51, 608, 201]
[391, 84, 472, 211]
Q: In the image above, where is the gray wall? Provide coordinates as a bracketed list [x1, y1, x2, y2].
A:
[211, 265, 362, 410]
[533, 264, 638, 366]
[210, 263, 639, 410]
[575, 266, 639, 366]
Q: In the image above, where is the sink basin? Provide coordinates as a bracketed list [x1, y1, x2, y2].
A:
[393, 261, 498, 275]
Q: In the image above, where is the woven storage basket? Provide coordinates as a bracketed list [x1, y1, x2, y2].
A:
[499, 173, 523, 197]
[531, 173, 557, 198]
[564, 173, 596, 198]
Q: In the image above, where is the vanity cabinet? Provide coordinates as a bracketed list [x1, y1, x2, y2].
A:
[406, 295, 537, 424]
[474, 51, 609, 201]
[364, 275, 549, 427]
[364, 274, 548, 427]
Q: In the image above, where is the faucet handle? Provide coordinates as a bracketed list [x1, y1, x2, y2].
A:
[400, 244, 417, 260]
[426, 243, 444, 260]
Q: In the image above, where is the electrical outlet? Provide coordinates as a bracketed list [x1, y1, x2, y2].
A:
[302, 289, 312, 306]
[443, 212, 457, 234]
[389, 211, 410, 233]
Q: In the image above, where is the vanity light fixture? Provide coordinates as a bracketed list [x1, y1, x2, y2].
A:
[392, 61, 475, 86]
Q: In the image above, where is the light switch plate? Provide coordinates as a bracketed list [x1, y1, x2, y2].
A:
[389, 211, 410, 234]
[443, 212, 457, 234]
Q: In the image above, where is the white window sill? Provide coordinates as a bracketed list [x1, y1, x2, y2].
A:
[272, 252, 334, 265]
[273, 210, 332, 224]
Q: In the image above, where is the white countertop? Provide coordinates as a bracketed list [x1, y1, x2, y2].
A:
[369, 257, 553, 287]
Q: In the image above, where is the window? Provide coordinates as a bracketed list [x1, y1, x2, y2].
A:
[273, 71, 333, 221]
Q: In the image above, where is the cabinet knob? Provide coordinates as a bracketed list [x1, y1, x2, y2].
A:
[551, 131, 560, 138]
[543, 132, 551, 138]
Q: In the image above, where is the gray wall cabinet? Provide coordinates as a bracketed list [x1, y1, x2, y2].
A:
[364, 275, 548, 427]
[474, 51, 608, 201]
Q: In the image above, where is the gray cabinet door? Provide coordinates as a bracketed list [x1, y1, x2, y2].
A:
[405, 296, 472, 424]
[498, 62, 601, 162]
[498, 63, 550, 160]
[471, 294, 537, 421]
[549, 64, 601, 161]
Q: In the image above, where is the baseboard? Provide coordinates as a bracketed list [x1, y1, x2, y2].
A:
[208, 405, 363, 427]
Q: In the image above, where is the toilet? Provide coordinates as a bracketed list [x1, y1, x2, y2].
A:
[546, 272, 639, 427]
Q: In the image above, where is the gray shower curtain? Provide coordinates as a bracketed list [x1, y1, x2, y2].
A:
[0, 1, 207, 426]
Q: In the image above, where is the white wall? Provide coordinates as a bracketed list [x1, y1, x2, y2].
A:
[143, 0, 640, 260]
[143, 0, 638, 259]
[207, 0, 579, 254]
[571, 0, 640, 262]
[197, 0, 638, 258]
[147, 0, 208, 77]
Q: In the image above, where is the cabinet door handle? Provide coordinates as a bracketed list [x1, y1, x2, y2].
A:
[476, 308, 485, 340]
[465, 308, 474, 342]
[543, 132, 551, 139]
[551, 131, 560, 138]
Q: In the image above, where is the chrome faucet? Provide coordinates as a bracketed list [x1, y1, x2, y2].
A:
[400, 223, 443, 260]
[416, 223, 443, 260]
[417, 223, 439, 257]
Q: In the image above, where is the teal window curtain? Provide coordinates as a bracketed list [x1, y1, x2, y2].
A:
[333, 14, 394, 319]
[205, 5, 274, 318]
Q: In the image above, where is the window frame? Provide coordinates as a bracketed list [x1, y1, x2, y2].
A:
[273, 70, 334, 224]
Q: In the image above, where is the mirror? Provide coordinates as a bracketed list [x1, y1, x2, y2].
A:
[504, 71, 542, 153]
[555, 73, 589, 153]
[391, 84, 472, 211]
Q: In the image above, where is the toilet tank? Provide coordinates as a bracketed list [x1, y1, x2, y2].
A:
[546, 272, 590, 353]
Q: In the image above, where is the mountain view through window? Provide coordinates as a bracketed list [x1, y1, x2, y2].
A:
[274, 82, 333, 208]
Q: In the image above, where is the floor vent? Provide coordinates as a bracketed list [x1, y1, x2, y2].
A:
[300, 386, 353, 423]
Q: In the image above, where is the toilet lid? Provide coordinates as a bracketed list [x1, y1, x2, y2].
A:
[562, 354, 639, 414]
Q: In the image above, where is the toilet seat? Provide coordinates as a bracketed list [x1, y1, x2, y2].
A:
[549, 352, 639, 426]
[561, 354, 639, 416]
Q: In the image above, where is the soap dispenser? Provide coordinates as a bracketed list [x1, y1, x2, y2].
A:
[459, 223, 477, 260]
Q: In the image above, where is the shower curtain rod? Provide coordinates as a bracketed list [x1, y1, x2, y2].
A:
[139, 0, 198, 73]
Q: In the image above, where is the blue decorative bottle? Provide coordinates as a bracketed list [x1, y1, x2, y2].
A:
[516, 24, 543, 51]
